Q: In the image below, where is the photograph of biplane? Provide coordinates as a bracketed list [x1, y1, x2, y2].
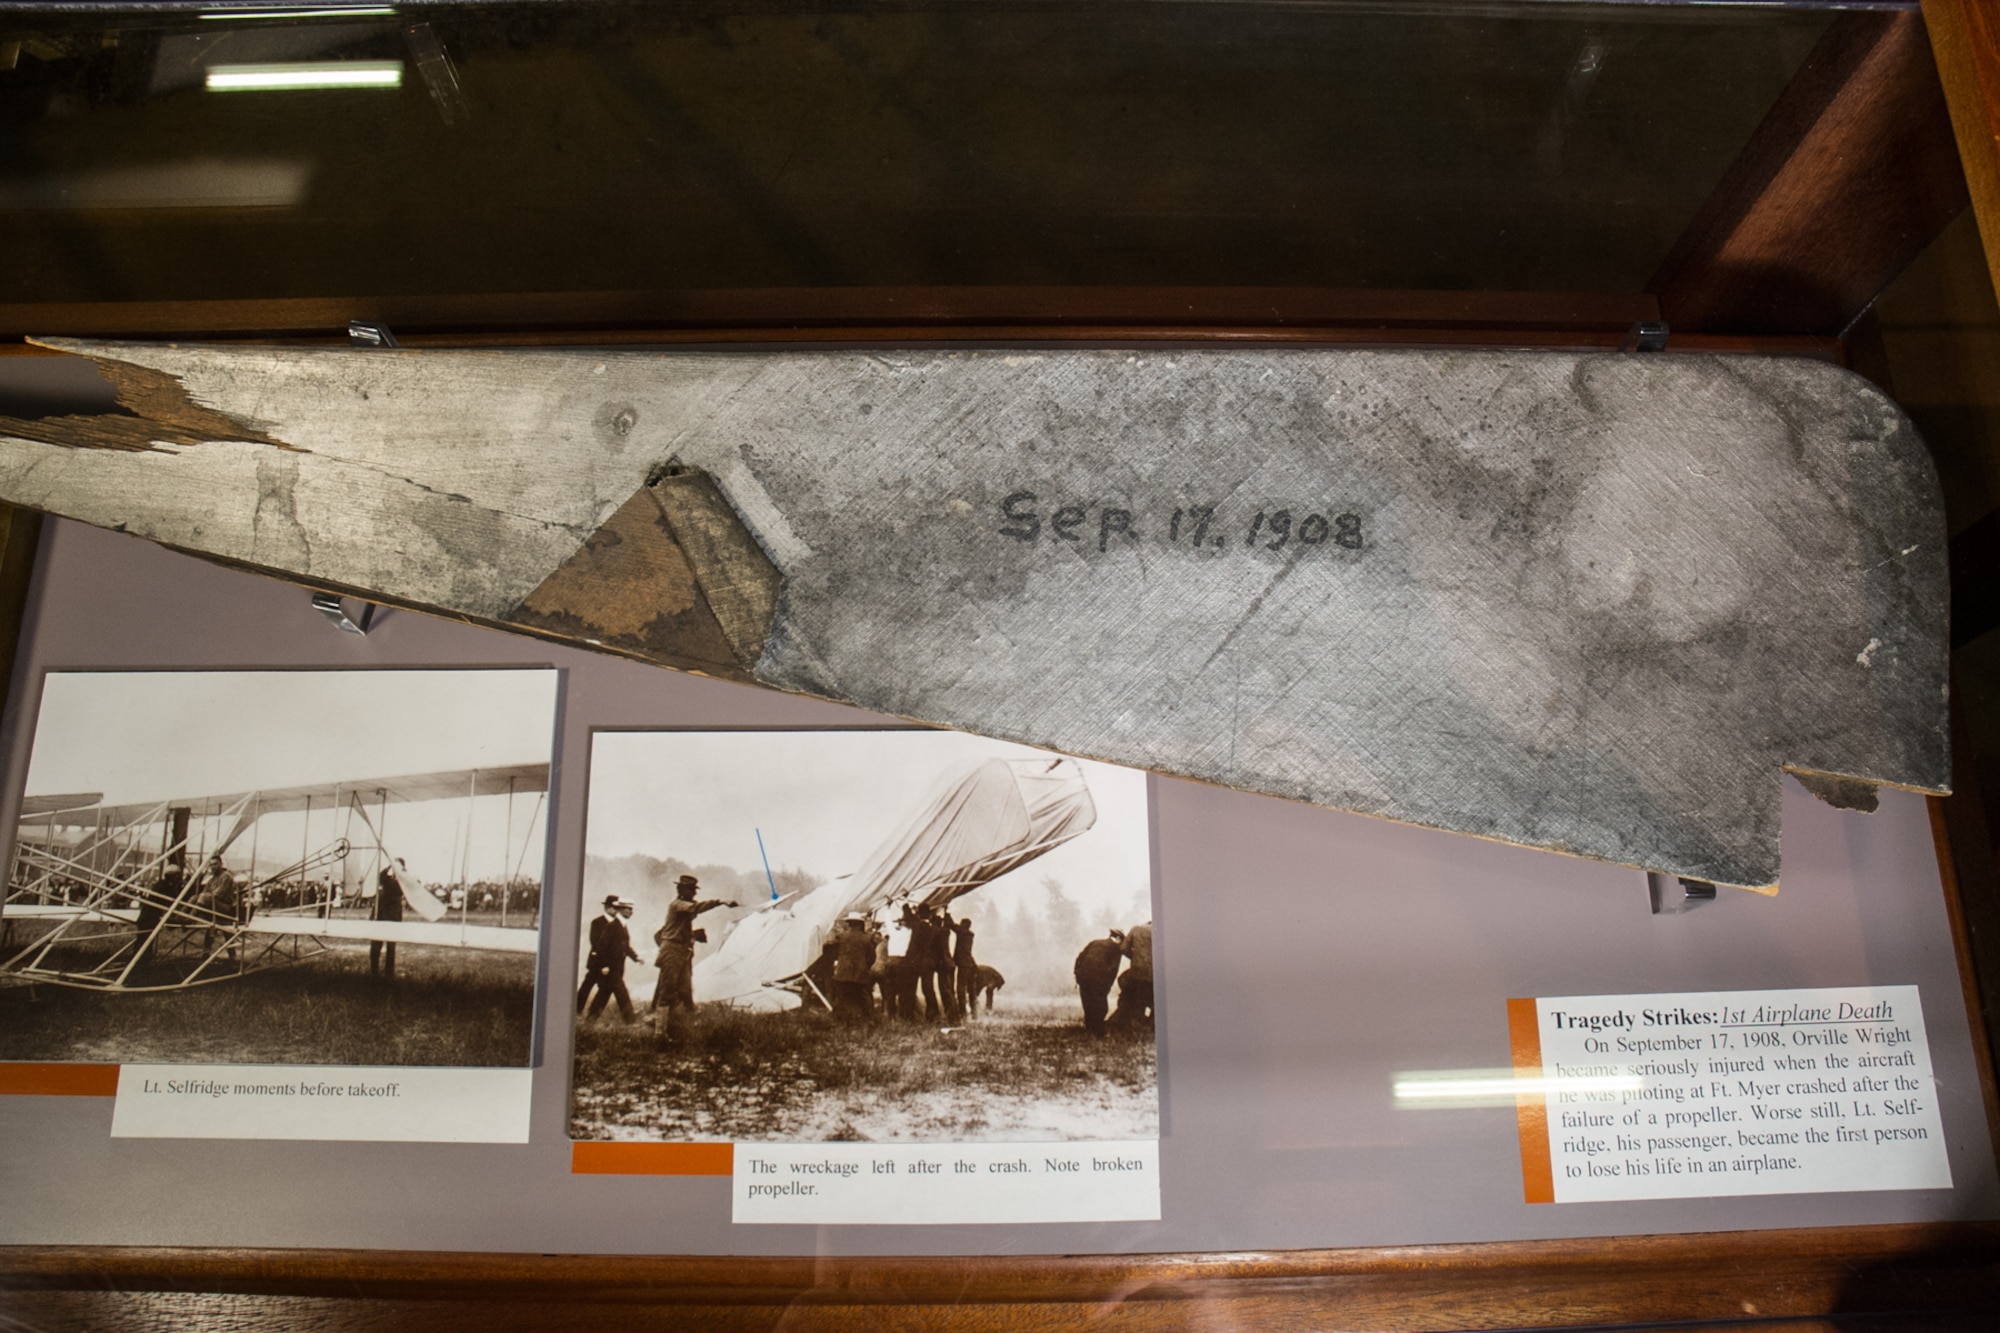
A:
[1, 669, 557, 1068]
[570, 729, 1157, 1143]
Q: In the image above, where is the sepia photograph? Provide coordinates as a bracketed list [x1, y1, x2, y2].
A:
[0, 669, 557, 1068]
[570, 729, 1157, 1143]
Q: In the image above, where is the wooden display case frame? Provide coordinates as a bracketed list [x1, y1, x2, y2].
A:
[4, 3, 2000, 1327]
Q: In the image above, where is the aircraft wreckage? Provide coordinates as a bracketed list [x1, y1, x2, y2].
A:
[696, 755, 1095, 1011]
[0, 339, 1951, 890]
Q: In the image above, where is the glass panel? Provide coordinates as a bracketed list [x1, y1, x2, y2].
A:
[0, 1, 1838, 309]
[0, 516, 1992, 1252]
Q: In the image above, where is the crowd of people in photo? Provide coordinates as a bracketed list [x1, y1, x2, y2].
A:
[575, 871, 1155, 1039]
[808, 900, 993, 1024]
[261, 874, 541, 921]
[7, 872, 90, 905]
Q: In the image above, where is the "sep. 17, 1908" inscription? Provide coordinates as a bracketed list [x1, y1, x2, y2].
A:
[997, 490, 1363, 554]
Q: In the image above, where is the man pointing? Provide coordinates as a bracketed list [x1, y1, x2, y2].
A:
[652, 875, 736, 1042]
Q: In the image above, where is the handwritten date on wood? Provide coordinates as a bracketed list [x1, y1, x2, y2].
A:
[997, 490, 1363, 553]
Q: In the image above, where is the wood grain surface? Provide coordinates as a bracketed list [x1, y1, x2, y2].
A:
[0, 504, 41, 729]
[2, 1225, 1998, 1330]
[1925, 0, 2000, 306]
[1933, 709, 2000, 1153]
[1650, 10, 1970, 336]
[1917, 0, 2000, 1152]
[0, 287, 1664, 345]
[0, 323, 1846, 356]
[0, 1295, 1990, 1333]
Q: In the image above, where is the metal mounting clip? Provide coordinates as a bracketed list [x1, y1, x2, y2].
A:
[348, 321, 399, 349]
[1619, 321, 1670, 353]
[1647, 871, 1717, 914]
[310, 592, 377, 636]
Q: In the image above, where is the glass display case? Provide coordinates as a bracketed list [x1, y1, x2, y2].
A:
[2, 0, 1999, 1327]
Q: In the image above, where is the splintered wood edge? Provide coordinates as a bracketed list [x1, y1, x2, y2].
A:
[6, 342, 289, 452]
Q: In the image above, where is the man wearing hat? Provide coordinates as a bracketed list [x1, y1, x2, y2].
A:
[652, 874, 736, 1039]
[830, 912, 877, 1021]
[578, 894, 640, 1023]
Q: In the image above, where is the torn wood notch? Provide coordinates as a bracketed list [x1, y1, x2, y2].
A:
[506, 482, 747, 680]
[1788, 770, 1881, 814]
[503, 463, 781, 679]
[0, 340, 1953, 889]
[2, 344, 285, 452]
[645, 464, 782, 670]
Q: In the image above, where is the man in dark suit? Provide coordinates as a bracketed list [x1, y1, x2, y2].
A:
[907, 908, 944, 1020]
[370, 857, 407, 979]
[1111, 921, 1154, 1027]
[912, 905, 961, 1022]
[579, 895, 640, 1023]
[947, 910, 979, 1021]
[1074, 928, 1126, 1036]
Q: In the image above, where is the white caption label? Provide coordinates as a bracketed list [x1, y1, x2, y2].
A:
[110, 1064, 532, 1142]
[1531, 985, 1950, 1201]
[732, 1140, 1160, 1224]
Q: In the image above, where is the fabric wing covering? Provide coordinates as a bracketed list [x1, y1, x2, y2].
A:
[390, 866, 451, 923]
[694, 756, 1096, 1010]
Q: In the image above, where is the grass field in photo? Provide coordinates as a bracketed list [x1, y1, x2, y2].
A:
[571, 996, 1156, 1142]
[0, 944, 536, 1067]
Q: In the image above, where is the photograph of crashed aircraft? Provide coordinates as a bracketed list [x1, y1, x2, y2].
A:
[572, 730, 1156, 1143]
[1, 669, 557, 1068]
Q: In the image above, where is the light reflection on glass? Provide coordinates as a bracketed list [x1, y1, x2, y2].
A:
[0, 159, 313, 210]
[206, 61, 403, 91]
[1393, 1068, 1643, 1109]
[200, 8, 398, 19]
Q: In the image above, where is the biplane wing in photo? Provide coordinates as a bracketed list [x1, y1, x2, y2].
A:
[0, 668, 558, 1068]
[692, 755, 1097, 1012]
[3, 763, 549, 994]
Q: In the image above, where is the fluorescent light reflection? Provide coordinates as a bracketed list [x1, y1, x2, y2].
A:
[206, 61, 403, 91]
[1393, 1068, 1643, 1109]
[200, 8, 397, 18]
[0, 158, 312, 210]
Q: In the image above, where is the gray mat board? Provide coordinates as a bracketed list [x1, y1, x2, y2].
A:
[0, 519, 1990, 1254]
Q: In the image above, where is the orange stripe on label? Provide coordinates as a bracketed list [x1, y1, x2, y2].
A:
[571, 1141, 734, 1176]
[1507, 998, 1554, 1204]
[0, 1063, 120, 1097]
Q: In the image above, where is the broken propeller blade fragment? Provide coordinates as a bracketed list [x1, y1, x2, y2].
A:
[0, 340, 1950, 889]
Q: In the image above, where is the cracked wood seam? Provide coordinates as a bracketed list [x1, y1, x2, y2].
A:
[0, 340, 1953, 890]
